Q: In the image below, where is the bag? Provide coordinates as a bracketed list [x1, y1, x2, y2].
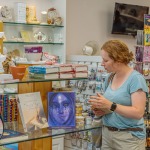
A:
[91, 73, 115, 149]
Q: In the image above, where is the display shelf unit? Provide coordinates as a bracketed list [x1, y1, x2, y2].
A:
[3, 41, 64, 45]
[3, 22, 64, 28]
[3, 21, 64, 45]
[0, 77, 87, 85]
[2, 21, 65, 63]
[0, 77, 101, 149]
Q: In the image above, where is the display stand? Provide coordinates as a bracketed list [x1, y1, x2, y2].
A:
[18, 82, 52, 150]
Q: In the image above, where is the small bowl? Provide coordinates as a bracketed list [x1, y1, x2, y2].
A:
[25, 53, 42, 61]
[10, 66, 26, 80]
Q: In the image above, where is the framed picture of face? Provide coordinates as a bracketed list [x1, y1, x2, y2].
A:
[48, 92, 76, 128]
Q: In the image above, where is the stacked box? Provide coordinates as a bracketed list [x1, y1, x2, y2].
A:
[14, 2, 26, 23]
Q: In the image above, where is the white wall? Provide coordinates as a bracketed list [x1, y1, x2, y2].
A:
[66, 0, 150, 56]
[1, 0, 150, 57]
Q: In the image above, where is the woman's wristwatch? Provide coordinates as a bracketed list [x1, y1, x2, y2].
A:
[110, 102, 117, 111]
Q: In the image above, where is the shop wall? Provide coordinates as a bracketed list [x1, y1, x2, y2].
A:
[66, 0, 150, 56]
[0, 0, 66, 20]
[1, 0, 150, 57]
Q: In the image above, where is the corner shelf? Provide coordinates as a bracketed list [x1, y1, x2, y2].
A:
[0, 77, 87, 85]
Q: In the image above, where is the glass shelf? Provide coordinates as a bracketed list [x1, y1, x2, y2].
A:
[0, 77, 87, 85]
[1, 123, 101, 146]
[3, 41, 64, 45]
[3, 21, 64, 28]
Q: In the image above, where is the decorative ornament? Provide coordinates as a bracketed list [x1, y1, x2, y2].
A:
[54, 17, 62, 26]
[34, 32, 46, 43]
[0, 6, 12, 21]
[47, 8, 58, 24]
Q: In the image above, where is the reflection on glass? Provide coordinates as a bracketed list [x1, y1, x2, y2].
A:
[0, 116, 4, 139]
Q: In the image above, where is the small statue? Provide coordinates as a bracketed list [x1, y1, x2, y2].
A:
[54, 17, 62, 26]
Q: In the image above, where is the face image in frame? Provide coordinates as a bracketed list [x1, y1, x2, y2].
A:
[48, 92, 76, 128]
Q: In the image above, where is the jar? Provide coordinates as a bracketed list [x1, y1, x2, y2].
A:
[85, 116, 92, 125]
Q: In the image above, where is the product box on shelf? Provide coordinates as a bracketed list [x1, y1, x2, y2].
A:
[17, 92, 48, 132]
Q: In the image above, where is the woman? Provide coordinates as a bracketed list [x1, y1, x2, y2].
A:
[89, 40, 148, 150]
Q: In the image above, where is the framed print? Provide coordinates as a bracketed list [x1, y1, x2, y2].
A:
[48, 92, 76, 128]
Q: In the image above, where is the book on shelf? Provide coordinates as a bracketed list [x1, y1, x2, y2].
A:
[28, 65, 59, 74]
[0, 95, 18, 123]
[20, 30, 35, 42]
[20, 30, 31, 42]
[136, 30, 144, 46]
[144, 14, 150, 29]
[75, 71, 88, 78]
[0, 129, 28, 144]
[59, 72, 74, 79]
[72, 64, 88, 72]
[29, 72, 59, 79]
[48, 92, 76, 128]
[3, 143, 18, 150]
[17, 92, 48, 132]
[58, 64, 73, 72]
[144, 29, 150, 46]
[135, 46, 143, 62]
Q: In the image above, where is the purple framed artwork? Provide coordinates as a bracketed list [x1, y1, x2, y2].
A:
[48, 92, 76, 128]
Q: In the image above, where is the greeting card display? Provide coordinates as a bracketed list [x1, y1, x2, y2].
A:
[17, 92, 48, 132]
[48, 92, 76, 128]
[144, 14, 150, 29]
[135, 46, 143, 62]
[143, 46, 150, 62]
